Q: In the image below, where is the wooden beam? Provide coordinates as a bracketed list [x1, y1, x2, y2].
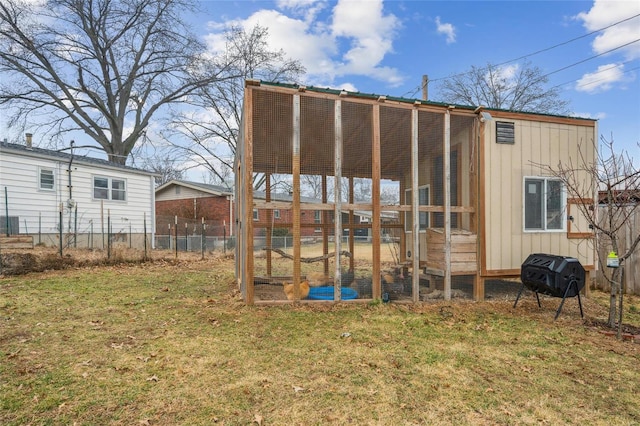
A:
[372, 104, 381, 300]
[292, 94, 302, 300]
[444, 110, 451, 300]
[322, 174, 329, 276]
[265, 174, 272, 278]
[244, 85, 255, 305]
[334, 100, 343, 301]
[411, 108, 420, 302]
[348, 177, 355, 273]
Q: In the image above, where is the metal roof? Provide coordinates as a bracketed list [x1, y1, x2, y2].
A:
[155, 179, 233, 196]
[257, 80, 597, 122]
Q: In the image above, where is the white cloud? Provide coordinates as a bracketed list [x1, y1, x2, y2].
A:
[570, 111, 607, 120]
[575, 63, 629, 93]
[483, 64, 519, 88]
[576, 1, 640, 60]
[276, 0, 328, 22]
[435, 16, 456, 44]
[204, 0, 404, 89]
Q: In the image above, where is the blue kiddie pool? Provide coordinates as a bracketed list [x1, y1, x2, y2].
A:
[307, 286, 358, 300]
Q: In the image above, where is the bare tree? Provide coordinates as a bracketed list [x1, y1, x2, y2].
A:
[436, 61, 570, 115]
[536, 136, 640, 330]
[142, 155, 185, 187]
[168, 24, 305, 186]
[0, 0, 229, 164]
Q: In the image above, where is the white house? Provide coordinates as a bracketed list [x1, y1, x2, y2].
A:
[0, 138, 157, 249]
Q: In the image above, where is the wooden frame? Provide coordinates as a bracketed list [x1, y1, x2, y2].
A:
[237, 81, 597, 305]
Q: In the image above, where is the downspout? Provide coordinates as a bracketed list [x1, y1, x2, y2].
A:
[67, 140, 75, 235]
[67, 140, 75, 202]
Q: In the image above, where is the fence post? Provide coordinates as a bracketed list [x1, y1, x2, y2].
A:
[107, 209, 111, 259]
[4, 186, 9, 236]
[38, 212, 42, 245]
[144, 212, 148, 260]
[58, 202, 63, 257]
[223, 220, 226, 255]
[174, 216, 178, 259]
[201, 218, 205, 260]
[74, 204, 78, 248]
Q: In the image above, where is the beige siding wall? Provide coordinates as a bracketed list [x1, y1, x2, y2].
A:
[483, 117, 596, 272]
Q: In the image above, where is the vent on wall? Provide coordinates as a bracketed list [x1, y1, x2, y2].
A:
[496, 121, 515, 144]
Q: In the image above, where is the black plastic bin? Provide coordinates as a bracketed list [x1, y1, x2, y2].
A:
[516, 253, 586, 320]
[520, 253, 586, 298]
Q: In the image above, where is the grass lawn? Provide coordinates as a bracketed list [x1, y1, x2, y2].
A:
[1, 254, 639, 425]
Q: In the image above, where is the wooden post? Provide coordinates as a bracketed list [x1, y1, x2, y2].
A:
[334, 100, 343, 301]
[245, 85, 255, 304]
[348, 177, 355, 272]
[322, 175, 329, 277]
[292, 94, 302, 300]
[411, 108, 420, 302]
[265, 174, 272, 278]
[372, 104, 381, 300]
[475, 116, 487, 300]
[444, 109, 452, 300]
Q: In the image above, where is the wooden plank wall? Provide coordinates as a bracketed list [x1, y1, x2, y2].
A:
[596, 206, 640, 295]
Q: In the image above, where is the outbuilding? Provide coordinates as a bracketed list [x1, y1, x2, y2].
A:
[235, 80, 597, 304]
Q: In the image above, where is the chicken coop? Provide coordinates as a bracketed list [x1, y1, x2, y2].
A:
[235, 80, 597, 305]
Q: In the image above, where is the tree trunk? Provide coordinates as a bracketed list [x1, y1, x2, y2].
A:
[608, 268, 620, 327]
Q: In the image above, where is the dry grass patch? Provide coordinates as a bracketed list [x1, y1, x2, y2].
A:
[1, 255, 639, 425]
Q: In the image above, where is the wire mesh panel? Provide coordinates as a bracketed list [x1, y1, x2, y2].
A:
[241, 83, 482, 303]
[378, 105, 413, 300]
[340, 101, 373, 299]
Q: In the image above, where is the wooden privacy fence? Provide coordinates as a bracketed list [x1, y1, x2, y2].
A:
[596, 206, 639, 295]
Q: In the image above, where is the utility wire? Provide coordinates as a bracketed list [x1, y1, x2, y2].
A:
[552, 64, 640, 90]
[403, 12, 640, 97]
[428, 12, 640, 84]
[541, 38, 640, 78]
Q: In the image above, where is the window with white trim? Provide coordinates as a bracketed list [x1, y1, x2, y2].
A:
[39, 168, 55, 190]
[274, 209, 281, 219]
[253, 209, 259, 221]
[405, 185, 430, 232]
[93, 176, 127, 201]
[524, 177, 564, 231]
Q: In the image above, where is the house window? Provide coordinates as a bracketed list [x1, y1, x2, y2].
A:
[39, 168, 55, 190]
[253, 209, 259, 221]
[93, 176, 126, 201]
[314, 211, 321, 224]
[496, 121, 515, 144]
[524, 177, 564, 231]
[405, 186, 430, 232]
[274, 210, 281, 219]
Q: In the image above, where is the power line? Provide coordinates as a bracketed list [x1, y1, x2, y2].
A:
[552, 64, 639, 91]
[403, 12, 640, 97]
[541, 38, 640, 79]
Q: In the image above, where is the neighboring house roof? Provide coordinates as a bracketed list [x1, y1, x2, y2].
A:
[0, 141, 156, 177]
[155, 179, 233, 196]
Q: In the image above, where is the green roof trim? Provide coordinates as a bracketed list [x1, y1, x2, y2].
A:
[257, 80, 596, 123]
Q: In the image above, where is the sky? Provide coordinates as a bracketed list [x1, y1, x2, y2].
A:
[1, 0, 638, 181]
[190, 0, 639, 174]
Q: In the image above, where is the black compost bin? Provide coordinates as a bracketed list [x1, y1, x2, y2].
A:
[520, 253, 585, 298]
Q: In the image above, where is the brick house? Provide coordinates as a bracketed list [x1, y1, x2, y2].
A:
[155, 180, 233, 237]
